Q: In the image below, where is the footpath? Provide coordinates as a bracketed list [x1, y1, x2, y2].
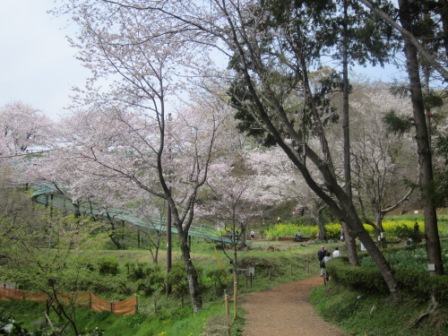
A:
[240, 276, 348, 336]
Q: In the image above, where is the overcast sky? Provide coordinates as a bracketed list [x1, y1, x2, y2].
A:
[1, 1, 405, 121]
[1, 0, 89, 120]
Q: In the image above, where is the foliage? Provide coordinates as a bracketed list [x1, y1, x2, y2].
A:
[327, 258, 389, 293]
[166, 263, 191, 300]
[97, 257, 120, 276]
[263, 223, 342, 240]
[261, 219, 430, 242]
[135, 267, 165, 296]
[0, 307, 105, 336]
[328, 245, 448, 300]
[383, 109, 413, 135]
[204, 269, 231, 298]
[310, 284, 448, 336]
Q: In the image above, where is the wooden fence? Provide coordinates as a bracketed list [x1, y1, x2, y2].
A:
[0, 287, 137, 315]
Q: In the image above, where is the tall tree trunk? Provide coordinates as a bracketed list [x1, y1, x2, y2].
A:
[341, 0, 359, 266]
[399, 0, 444, 275]
[439, 0, 448, 59]
[343, 201, 399, 295]
[179, 232, 202, 313]
[316, 206, 327, 240]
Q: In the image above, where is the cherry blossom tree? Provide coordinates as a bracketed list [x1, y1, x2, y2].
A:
[0, 102, 54, 187]
[245, 146, 331, 239]
[50, 0, 229, 311]
[48, 101, 219, 312]
[0, 101, 52, 157]
[349, 83, 418, 245]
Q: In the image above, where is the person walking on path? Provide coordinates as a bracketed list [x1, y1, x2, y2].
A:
[317, 246, 326, 263]
[241, 276, 347, 336]
[332, 247, 340, 258]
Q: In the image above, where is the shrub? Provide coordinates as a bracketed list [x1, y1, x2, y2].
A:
[126, 262, 151, 280]
[97, 257, 120, 276]
[136, 266, 165, 296]
[205, 269, 231, 296]
[239, 256, 284, 277]
[166, 263, 190, 299]
[329, 253, 448, 300]
[324, 223, 343, 240]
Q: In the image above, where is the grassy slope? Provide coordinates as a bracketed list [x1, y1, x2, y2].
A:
[0, 239, 321, 335]
[310, 284, 448, 336]
[2, 236, 447, 335]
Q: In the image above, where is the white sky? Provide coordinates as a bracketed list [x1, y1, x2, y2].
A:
[1, 1, 406, 121]
[0, 0, 89, 120]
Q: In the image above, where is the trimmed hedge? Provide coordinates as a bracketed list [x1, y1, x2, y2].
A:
[327, 257, 448, 300]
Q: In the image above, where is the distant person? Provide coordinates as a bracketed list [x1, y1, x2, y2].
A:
[414, 222, 419, 233]
[296, 231, 302, 240]
[317, 246, 326, 265]
[320, 251, 332, 277]
[332, 247, 340, 258]
[250, 230, 255, 240]
[413, 222, 422, 242]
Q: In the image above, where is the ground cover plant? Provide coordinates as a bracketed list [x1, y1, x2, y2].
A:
[263, 218, 428, 241]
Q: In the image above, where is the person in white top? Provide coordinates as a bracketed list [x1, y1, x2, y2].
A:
[250, 230, 255, 239]
[332, 247, 340, 258]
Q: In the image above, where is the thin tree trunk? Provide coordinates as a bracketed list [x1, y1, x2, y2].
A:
[341, 0, 359, 266]
[399, 0, 444, 275]
[179, 232, 202, 313]
[376, 210, 387, 248]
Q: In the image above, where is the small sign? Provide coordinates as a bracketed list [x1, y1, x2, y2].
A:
[427, 263, 435, 272]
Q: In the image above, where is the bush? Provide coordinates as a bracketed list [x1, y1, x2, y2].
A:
[239, 256, 284, 277]
[390, 224, 414, 240]
[205, 268, 231, 297]
[136, 266, 165, 296]
[328, 255, 448, 300]
[97, 257, 120, 276]
[166, 263, 190, 299]
[126, 262, 151, 280]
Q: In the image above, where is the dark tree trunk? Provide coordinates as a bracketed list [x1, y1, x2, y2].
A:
[316, 206, 327, 240]
[341, 0, 359, 266]
[399, 0, 444, 275]
[106, 213, 124, 250]
[438, 0, 448, 59]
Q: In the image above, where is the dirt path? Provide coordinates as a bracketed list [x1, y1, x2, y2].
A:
[240, 276, 348, 336]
